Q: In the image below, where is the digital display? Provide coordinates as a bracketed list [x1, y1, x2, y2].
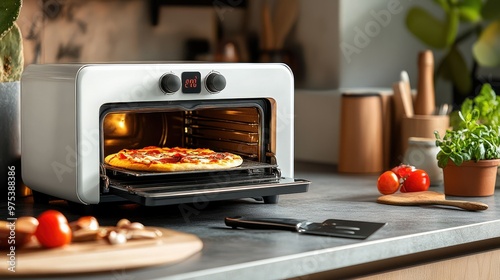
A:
[181, 72, 201, 93]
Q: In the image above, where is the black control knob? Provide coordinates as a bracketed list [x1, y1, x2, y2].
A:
[160, 74, 181, 94]
[205, 72, 226, 93]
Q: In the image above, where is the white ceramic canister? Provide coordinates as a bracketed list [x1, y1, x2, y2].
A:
[403, 137, 443, 186]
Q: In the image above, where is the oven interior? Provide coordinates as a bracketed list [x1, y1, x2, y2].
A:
[101, 99, 271, 163]
[98, 99, 303, 206]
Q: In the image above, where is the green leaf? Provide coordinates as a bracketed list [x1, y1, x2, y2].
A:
[458, 110, 466, 122]
[0, 23, 24, 82]
[462, 83, 500, 128]
[441, 46, 472, 94]
[458, 0, 483, 22]
[482, 0, 500, 21]
[433, 0, 450, 12]
[458, 7, 481, 22]
[473, 143, 486, 160]
[473, 20, 500, 67]
[438, 156, 448, 168]
[461, 98, 473, 112]
[445, 7, 460, 46]
[451, 153, 464, 166]
[471, 108, 480, 122]
[406, 7, 448, 49]
[0, 0, 22, 40]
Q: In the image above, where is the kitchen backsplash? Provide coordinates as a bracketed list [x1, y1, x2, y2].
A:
[17, 0, 341, 90]
[18, 0, 218, 64]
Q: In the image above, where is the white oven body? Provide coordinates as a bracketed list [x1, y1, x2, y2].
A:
[21, 63, 296, 204]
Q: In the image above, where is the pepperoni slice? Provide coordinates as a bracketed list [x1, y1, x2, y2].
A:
[156, 156, 181, 164]
[145, 149, 161, 155]
[142, 146, 159, 150]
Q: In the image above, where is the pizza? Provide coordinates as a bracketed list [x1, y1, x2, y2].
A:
[104, 146, 243, 172]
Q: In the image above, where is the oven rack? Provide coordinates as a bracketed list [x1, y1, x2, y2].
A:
[108, 170, 281, 195]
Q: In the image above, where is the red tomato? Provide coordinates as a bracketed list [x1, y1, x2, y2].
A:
[377, 171, 400, 195]
[391, 164, 415, 179]
[400, 169, 430, 192]
[35, 210, 72, 248]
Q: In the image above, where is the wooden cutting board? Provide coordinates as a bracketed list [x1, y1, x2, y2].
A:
[377, 191, 488, 211]
[0, 227, 202, 276]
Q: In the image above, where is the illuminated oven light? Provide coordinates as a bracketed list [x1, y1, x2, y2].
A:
[104, 113, 131, 137]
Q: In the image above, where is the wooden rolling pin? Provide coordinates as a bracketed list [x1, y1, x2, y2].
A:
[414, 50, 436, 115]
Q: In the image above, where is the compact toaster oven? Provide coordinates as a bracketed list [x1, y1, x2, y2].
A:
[21, 63, 309, 206]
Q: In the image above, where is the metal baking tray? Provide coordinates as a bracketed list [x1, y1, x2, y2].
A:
[103, 160, 278, 177]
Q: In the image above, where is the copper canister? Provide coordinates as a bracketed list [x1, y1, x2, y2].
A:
[338, 93, 386, 174]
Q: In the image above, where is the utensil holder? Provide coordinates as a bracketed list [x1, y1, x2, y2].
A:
[400, 115, 449, 161]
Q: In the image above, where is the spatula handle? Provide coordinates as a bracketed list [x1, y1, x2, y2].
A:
[224, 216, 303, 231]
[427, 200, 488, 211]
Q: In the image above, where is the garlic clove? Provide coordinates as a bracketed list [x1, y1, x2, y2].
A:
[125, 229, 161, 240]
[116, 219, 131, 228]
[70, 216, 99, 232]
[107, 230, 127, 245]
[128, 222, 145, 230]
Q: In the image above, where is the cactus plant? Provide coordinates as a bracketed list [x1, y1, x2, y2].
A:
[0, 0, 23, 82]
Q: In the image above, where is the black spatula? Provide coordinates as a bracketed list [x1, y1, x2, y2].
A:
[224, 216, 386, 239]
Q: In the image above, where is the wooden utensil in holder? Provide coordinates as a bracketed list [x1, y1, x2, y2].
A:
[414, 50, 436, 115]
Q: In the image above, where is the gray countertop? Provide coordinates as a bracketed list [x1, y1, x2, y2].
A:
[3, 162, 500, 279]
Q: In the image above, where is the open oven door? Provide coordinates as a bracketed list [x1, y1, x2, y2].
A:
[101, 161, 310, 206]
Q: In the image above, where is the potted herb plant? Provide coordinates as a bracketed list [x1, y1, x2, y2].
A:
[0, 0, 24, 198]
[435, 84, 500, 196]
[406, 0, 500, 105]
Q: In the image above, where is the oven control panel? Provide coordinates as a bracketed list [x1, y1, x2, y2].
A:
[159, 71, 226, 95]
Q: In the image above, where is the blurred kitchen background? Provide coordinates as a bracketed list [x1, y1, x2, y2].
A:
[16, 0, 500, 165]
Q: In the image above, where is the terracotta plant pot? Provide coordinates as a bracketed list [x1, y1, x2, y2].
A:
[443, 159, 500, 196]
